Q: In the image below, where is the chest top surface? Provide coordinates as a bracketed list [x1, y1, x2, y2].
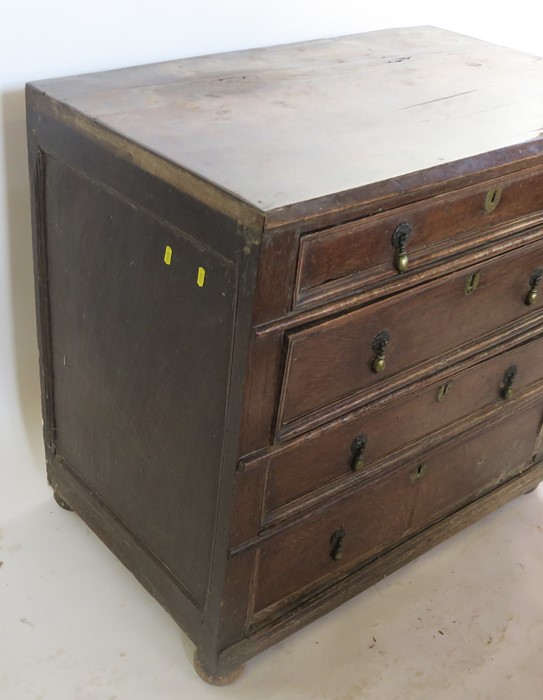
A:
[32, 26, 543, 213]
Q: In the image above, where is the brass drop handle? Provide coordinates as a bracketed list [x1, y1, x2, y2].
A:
[351, 434, 368, 471]
[501, 365, 517, 400]
[330, 527, 346, 561]
[526, 268, 543, 306]
[392, 222, 412, 273]
[371, 330, 391, 374]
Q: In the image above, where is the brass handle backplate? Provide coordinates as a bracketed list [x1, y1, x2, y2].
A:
[371, 330, 391, 374]
[391, 222, 412, 273]
[351, 434, 368, 471]
[526, 268, 543, 306]
[501, 365, 517, 400]
[330, 527, 346, 561]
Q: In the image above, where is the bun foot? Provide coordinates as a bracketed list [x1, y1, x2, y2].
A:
[193, 650, 244, 685]
[53, 490, 73, 511]
[524, 482, 541, 495]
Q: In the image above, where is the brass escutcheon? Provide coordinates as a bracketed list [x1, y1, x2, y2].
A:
[437, 381, 454, 402]
[465, 271, 481, 295]
[410, 463, 427, 484]
[484, 186, 502, 214]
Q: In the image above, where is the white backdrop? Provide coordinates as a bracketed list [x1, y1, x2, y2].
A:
[1, 1, 543, 520]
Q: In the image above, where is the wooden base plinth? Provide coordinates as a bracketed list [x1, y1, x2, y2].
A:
[193, 650, 245, 686]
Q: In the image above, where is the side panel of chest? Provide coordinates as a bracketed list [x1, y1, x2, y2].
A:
[44, 155, 237, 607]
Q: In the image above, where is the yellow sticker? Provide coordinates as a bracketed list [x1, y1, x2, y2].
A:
[164, 245, 172, 265]
[197, 266, 206, 287]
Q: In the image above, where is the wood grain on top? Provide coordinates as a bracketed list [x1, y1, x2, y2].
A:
[30, 26, 543, 213]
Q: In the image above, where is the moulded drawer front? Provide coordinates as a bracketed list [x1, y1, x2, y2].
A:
[252, 402, 543, 620]
[278, 237, 543, 434]
[295, 167, 543, 309]
[263, 334, 543, 514]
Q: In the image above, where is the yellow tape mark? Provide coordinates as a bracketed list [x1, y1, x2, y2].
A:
[197, 267, 206, 287]
[164, 245, 172, 265]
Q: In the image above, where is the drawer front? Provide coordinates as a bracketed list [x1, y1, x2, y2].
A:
[279, 237, 543, 433]
[296, 166, 543, 308]
[253, 402, 543, 619]
[262, 334, 543, 514]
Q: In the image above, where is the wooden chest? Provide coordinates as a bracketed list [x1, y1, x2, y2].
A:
[26, 26, 543, 684]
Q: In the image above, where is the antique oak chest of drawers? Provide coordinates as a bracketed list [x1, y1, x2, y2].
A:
[27, 27, 543, 683]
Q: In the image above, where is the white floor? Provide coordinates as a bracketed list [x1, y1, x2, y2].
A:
[2, 426, 543, 700]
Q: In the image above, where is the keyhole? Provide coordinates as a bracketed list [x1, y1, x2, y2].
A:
[484, 186, 502, 213]
[410, 463, 427, 484]
[465, 271, 481, 295]
[437, 381, 453, 402]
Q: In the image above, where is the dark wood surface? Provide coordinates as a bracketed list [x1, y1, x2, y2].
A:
[45, 155, 238, 606]
[220, 458, 543, 674]
[296, 165, 543, 305]
[280, 238, 543, 431]
[234, 378, 543, 544]
[251, 402, 543, 621]
[240, 224, 543, 453]
[26, 28, 543, 683]
[259, 333, 543, 513]
[26, 85, 262, 677]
